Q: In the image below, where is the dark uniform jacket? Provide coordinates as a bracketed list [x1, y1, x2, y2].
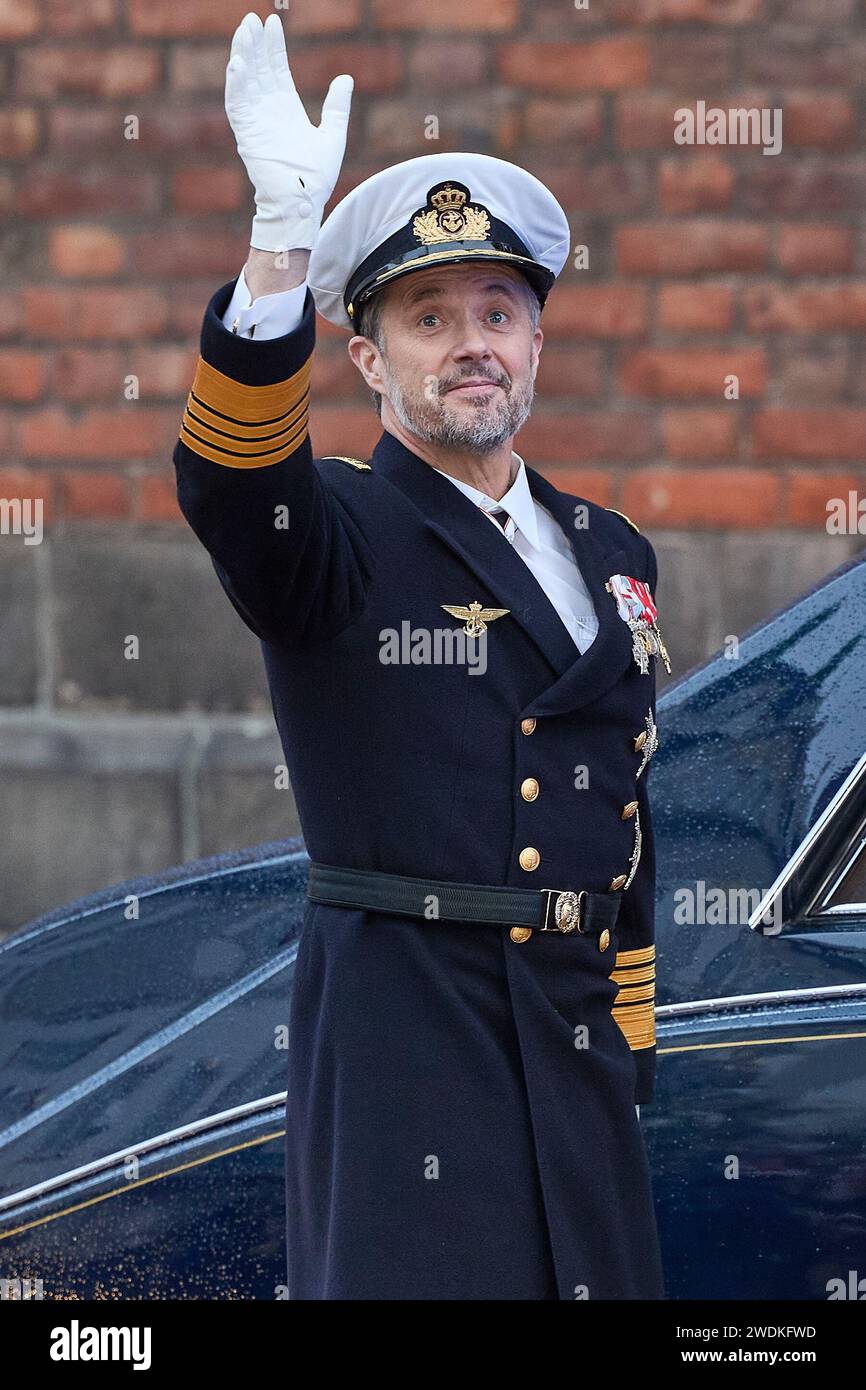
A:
[173, 276, 665, 1300]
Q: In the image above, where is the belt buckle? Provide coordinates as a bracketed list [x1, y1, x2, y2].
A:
[541, 888, 586, 934]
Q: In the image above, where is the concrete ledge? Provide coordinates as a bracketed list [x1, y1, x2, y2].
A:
[0, 713, 297, 934]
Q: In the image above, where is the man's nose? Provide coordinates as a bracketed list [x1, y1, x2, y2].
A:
[450, 313, 495, 358]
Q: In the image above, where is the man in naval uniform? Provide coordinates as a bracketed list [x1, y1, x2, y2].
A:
[174, 11, 667, 1300]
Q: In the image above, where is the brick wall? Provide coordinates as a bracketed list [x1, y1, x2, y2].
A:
[2, 0, 865, 928]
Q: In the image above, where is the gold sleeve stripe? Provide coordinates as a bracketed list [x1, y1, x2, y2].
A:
[611, 942, 655, 1050]
[612, 1000, 655, 1050]
[610, 963, 655, 985]
[178, 353, 312, 469]
[614, 943, 655, 967]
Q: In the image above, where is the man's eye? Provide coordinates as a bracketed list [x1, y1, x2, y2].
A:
[419, 313, 440, 327]
[489, 310, 508, 324]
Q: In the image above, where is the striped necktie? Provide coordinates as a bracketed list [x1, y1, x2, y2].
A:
[484, 505, 514, 540]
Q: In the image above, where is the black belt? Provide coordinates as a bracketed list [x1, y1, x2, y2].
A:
[306, 863, 623, 948]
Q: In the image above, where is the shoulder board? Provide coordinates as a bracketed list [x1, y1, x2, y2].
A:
[605, 507, 641, 535]
[321, 455, 371, 471]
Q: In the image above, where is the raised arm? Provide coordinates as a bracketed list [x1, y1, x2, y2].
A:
[173, 11, 373, 647]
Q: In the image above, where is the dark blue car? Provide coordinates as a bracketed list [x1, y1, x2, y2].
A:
[2, 545, 865, 1300]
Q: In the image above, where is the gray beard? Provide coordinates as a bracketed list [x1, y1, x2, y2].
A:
[381, 363, 535, 454]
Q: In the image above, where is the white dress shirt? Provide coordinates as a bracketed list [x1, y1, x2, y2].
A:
[222, 269, 599, 654]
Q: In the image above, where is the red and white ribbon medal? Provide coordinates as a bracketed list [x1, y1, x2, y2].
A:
[605, 573, 671, 674]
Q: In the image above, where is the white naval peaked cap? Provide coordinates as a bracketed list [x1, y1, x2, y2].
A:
[308, 151, 571, 332]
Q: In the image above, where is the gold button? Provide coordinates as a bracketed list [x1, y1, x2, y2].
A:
[621, 800, 639, 819]
[609, 874, 627, 890]
[634, 730, 647, 751]
[520, 718, 536, 735]
[599, 928, 610, 952]
[519, 846, 540, 872]
[510, 926, 533, 944]
[520, 777, 540, 801]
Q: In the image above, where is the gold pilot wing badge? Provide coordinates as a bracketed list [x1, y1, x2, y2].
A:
[441, 601, 510, 638]
[605, 574, 671, 675]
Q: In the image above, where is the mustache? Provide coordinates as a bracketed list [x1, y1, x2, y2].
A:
[438, 370, 510, 394]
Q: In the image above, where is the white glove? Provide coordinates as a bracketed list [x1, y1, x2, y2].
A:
[225, 11, 353, 253]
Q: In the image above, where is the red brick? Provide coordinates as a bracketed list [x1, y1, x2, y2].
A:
[775, 226, 853, 274]
[616, 221, 767, 275]
[16, 46, 160, 98]
[527, 160, 652, 216]
[128, 0, 360, 36]
[49, 225, 127, 278]
[55, 347, 127, 401]
[0, 108, 39, 158]
[662, 409, 738, 459]
[517, 412, 653, 464]
[374, 0, 515, 29]
[785, 471, 866, 527]
[48, 104, 229, 157]
[658, 155, 734, 214]
[135, 346, 199, 399]
[617, 95, 707, 151]
[365, 95, 521, 157]
[623, 468, 780, 528]
[0, 467, 54, 525]
[168, 42, 230, 93]
[744, 284, 866, 332]
[172, 166, 245, 214]
[129, 230, 247, 279]
[134, 472, 183, 523]
[290, 42, 403, 94]
[648, 34, 735, 87]
[620, 348, 767, 399]
[658, 284, 733, 332]
[539, 286, 648, 340]
[62, 470, 128, 518]
[309, 410, 382, 460]
[311, 348, 366, 400]
[754, 409, 866, 460]
[0, 0, 38, 38]
[25, 288, 169, 341]
[535, 347, 605, 399]
[20, 406, 172, 461]
[407, 39, 488, 87]
[784, 94, 855, 149]
[776, 342, 850, 402]
[165, 283, 234, 338]
[612, 0, 762, 20]
[54, 346, 196, 401]
[0, 349, 46, 401]
[743, 160, 866, 216]
[499, 38, 649, 92]
[784, 0, 854, 17]
[42, 0, 116, 34]
[524, 99, 602, 147]
[0, 291, 21, 338]
[739, 32, 866, 86]
[20, 169, 161, 217]
[540, 469, 613, 504]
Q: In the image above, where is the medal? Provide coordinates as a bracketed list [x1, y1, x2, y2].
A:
[605, 574, 671, 674]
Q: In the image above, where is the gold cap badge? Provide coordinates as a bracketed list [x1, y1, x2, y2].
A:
[413, 182, 492, 245]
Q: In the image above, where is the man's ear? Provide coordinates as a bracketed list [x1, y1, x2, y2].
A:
[531, 326, 543, 380]
[348, 335, 387, 395]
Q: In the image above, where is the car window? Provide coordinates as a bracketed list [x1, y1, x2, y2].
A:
[748, 749, 866, 930]
[810, 813, 866, 915]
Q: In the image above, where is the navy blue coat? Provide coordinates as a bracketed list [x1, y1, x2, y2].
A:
[173, 276, 666, 1300]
